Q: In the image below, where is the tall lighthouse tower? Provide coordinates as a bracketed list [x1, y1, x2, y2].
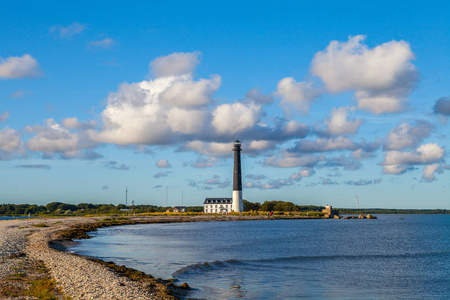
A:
[232, 139, 243, 212]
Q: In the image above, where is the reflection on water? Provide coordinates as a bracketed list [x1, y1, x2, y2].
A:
[69, 215, 450, 299]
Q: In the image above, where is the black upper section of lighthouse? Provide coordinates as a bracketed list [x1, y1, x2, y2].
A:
[233, 139, 242, 191]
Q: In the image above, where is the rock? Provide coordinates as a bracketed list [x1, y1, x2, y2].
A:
[180, 282, 190, 289]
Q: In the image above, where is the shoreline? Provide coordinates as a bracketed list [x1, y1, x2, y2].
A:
[1, 214, 315, 299]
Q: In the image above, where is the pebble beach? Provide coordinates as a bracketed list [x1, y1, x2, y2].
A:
[0, 217, 191, 299]
[0, 214, 276, 299]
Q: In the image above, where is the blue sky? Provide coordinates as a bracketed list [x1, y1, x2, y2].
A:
[1, 1, 450, 209]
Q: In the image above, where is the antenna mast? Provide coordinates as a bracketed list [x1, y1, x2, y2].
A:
[356, 194, 359, 210]
[126, 186, 128, 206]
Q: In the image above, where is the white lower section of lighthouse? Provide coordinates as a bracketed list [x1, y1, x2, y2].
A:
[232, 190, 243, 212]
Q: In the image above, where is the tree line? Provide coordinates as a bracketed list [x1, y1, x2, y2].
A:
[0, 201, 447, 216]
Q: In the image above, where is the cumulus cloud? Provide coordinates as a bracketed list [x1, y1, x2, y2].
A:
[246, 88, 273, 103]
[311, 35, 418, 114]
[190, 156, 218, 168]
[87, 38, 115, 50]
[90, 67, 220, 145]
[382, 143, 445, 175]
[26, 119, 96, 159]
[187, 180, 198, 188]
[150, 51, 201, 77]
[15, 164, 51, 170]
[246, 140, 277, 154]
[0, 112, 9, 123]
[384, 120, 433, 150]
[322, 106, 364, 135]
[50, 22, 86, 38]
[433, 97, 450, 116]
[204, 175, 230, 188]
[0, 54, 43, 79]
[101, 161, 129, 170]
[0, 128, 25, 160]
[323, 155, 362, 170]
[422, 164, 442, 182]
[293, 137, 380, 153]
[276, 77, 321, 114]
[263, 179, 293, 189]
[62, 117, 96, 130]
[181, 141, 231, 157]
[283, 120, 309, 136]
[212, 101, 262, 135]
[289, 168, 315, 181]
[154, 171, 170, 178]
[156, 159, 171, 168]
[160, 75, 221, 107]
[264, 152, 323, 168]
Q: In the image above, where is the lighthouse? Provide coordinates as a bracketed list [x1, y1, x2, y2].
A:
[232, 139, 243, 212]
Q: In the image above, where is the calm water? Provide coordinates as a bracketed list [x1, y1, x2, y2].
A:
[69, 215, 449, 299]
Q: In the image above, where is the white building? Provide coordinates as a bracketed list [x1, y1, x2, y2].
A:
[203, 198, 232, 213]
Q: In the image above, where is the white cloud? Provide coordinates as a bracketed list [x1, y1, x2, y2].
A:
[212, 102, 262, 135]
[295, 136, 357, 153]
[283, 120, 309, 136]
[0, 128, 24, 160]
[26, 119, 96, 158]
[311, 35, 418, 114]
[422, 164, 442, 182]
[182, 141, 231, 157]
[88, 38, 115, 49]
[0, 112, 9, 123]
[264, 152, 323, 168]
[383, 143, 445, 175]
[276, 77, 321, 114]
[190, 156, 218, 168]
[156, 159, 171, 168]
[384, 121, 433, 150]
[247, 140, 276, 152]
[50, 22, 86, 38]
[160, 75, 221, 107]
[293, 136, 380, 154]
[289, 168, 315, 181]
[324, 106, 363, 135]
[0, 54, 42, 79]
[150, 51, 201, 77]
[91, 71, 219, 145]
[62, 117, 96, 130]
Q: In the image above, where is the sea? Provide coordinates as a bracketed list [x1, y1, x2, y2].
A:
[0, 216, 31, 220]
[68, 215, 449, 299]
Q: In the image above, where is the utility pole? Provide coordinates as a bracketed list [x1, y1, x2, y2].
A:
[126, 186, 128, 206]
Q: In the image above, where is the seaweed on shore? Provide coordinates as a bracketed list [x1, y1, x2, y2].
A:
[88, 257, 190, 299]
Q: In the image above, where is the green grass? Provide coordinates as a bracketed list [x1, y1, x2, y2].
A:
[32, 223, 49, 227]
[25, 279, 59, 300]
